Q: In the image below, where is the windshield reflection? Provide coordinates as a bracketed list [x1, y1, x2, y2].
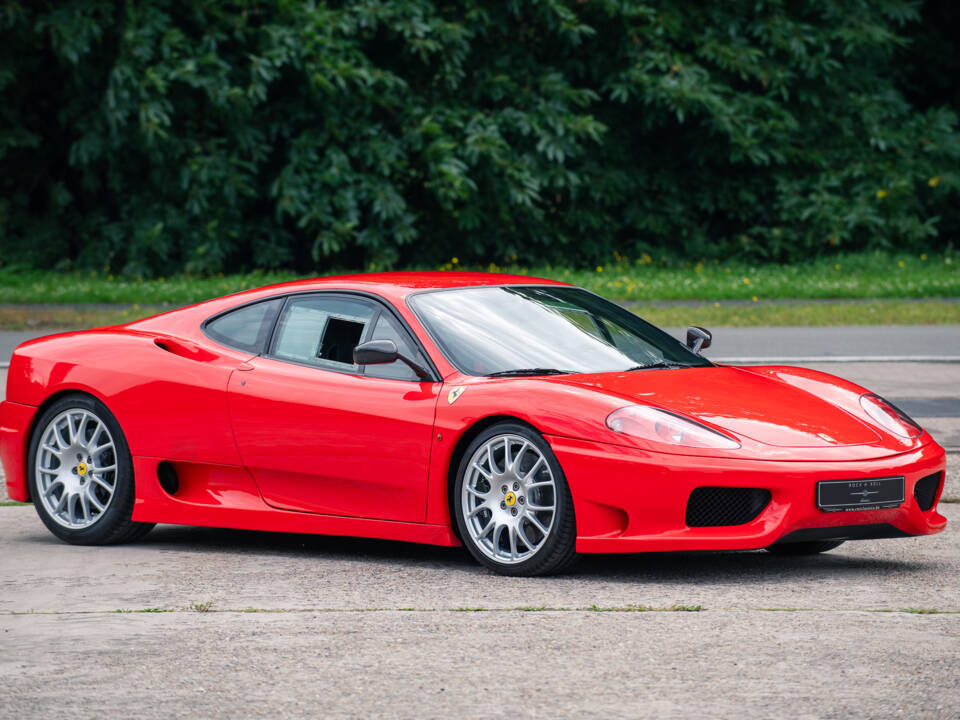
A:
[409, 286, 709, 376]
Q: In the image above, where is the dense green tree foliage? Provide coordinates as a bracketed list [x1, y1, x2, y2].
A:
[1, 0, 958, 275]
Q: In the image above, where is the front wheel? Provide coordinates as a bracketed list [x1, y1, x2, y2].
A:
[28, 393, 154, 545]
[454, 423, 576, 576]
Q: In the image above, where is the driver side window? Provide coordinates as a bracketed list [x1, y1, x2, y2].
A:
[268, 294, 427, 381]
[271, 296, 375, 372]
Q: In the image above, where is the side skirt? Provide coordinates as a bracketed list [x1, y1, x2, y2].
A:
[130, 456, 461, 547]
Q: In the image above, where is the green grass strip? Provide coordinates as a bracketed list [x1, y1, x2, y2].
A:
[0, 251, 955, 305]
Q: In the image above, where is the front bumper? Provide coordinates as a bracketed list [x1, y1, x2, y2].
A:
[547, 436, 947, 554]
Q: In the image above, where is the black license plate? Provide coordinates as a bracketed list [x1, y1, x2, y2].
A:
[817, 477, 904, 513]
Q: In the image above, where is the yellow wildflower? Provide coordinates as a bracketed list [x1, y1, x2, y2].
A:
[596, 265, 603, 273]
[928, 176, 941, 187]
[876, 189, 888, 199]
[451, 257, 459, 265]
[743, 277, 750, 285]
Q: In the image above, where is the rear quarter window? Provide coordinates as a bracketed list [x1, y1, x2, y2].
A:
[204, 298, 283, 353]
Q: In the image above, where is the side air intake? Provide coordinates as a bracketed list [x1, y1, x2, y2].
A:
[157, 461, 180, 495]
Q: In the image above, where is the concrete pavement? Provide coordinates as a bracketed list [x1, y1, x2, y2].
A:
[0, 505, 958, 719]
[3, 610, 957, 719]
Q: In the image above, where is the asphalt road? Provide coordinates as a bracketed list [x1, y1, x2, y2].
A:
[682, 325, 960, 361]
[0, 330, 55, 361]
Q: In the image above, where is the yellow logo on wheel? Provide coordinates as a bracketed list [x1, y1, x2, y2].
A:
[504, 491, 516, 507]
[77, 462, 88, 476]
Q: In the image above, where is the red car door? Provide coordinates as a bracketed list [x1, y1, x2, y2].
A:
[227, 294, 440, 522]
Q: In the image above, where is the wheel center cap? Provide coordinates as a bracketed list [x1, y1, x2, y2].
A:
[77, 462, 88, 476]
[504, 491, 516, 507]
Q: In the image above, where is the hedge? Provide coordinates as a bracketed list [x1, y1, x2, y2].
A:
[1, 1, 958, 275]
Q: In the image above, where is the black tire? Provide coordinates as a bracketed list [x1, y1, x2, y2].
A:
[454, 422, 577, 576]
[28, 393, 154, 545]
[765, 540, 845, 556]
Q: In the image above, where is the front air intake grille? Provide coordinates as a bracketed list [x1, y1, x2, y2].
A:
[685, 487, 771, 527]
[914, 472, 942, 511]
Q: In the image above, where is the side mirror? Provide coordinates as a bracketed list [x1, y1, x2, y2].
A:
[353, 339, 432, 380]
[686, 326, 712, 353]
[353, 339, 399, 365]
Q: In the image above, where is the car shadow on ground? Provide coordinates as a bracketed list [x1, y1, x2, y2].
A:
[120, 524, 931, 584]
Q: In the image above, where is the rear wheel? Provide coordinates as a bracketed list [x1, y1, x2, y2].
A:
[765, 540, 845, 556]
[28, 394, 154, 545]
[454, 423, 576, 576]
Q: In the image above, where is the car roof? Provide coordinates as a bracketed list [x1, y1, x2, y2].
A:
[124, 271, 573, 337]
[250, 271, 569, 297]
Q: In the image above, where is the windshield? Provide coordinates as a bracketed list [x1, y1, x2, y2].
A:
[409, 286, 710, 376]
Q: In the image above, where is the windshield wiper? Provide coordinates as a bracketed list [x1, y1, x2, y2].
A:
[627, 360, 693, 370]
[484, 368, 577, 377]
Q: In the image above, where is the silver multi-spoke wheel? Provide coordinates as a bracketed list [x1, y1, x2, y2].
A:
[35, 408, 118, 530]
[461, 433, 557, 565]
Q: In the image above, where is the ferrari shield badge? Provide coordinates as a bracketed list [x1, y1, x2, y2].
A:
[447, 386, 466, 405]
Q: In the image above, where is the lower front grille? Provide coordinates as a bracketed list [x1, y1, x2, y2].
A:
[914, 472, 943, 511]
[685, 487, 771, 527]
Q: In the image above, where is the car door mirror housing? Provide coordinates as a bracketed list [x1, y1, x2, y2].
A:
[354, 339, 432, 380]
[354, 339, 399, 365]
[686, 326, 712, 353]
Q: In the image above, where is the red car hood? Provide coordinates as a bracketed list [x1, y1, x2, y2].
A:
[554, 366, 882, 448]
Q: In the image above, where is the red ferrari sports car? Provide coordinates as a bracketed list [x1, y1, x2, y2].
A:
[0, 273, 947, 575]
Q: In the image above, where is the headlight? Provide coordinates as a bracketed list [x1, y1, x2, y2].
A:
[606, 405, 740, 449]
[859, 393, 923, 439]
